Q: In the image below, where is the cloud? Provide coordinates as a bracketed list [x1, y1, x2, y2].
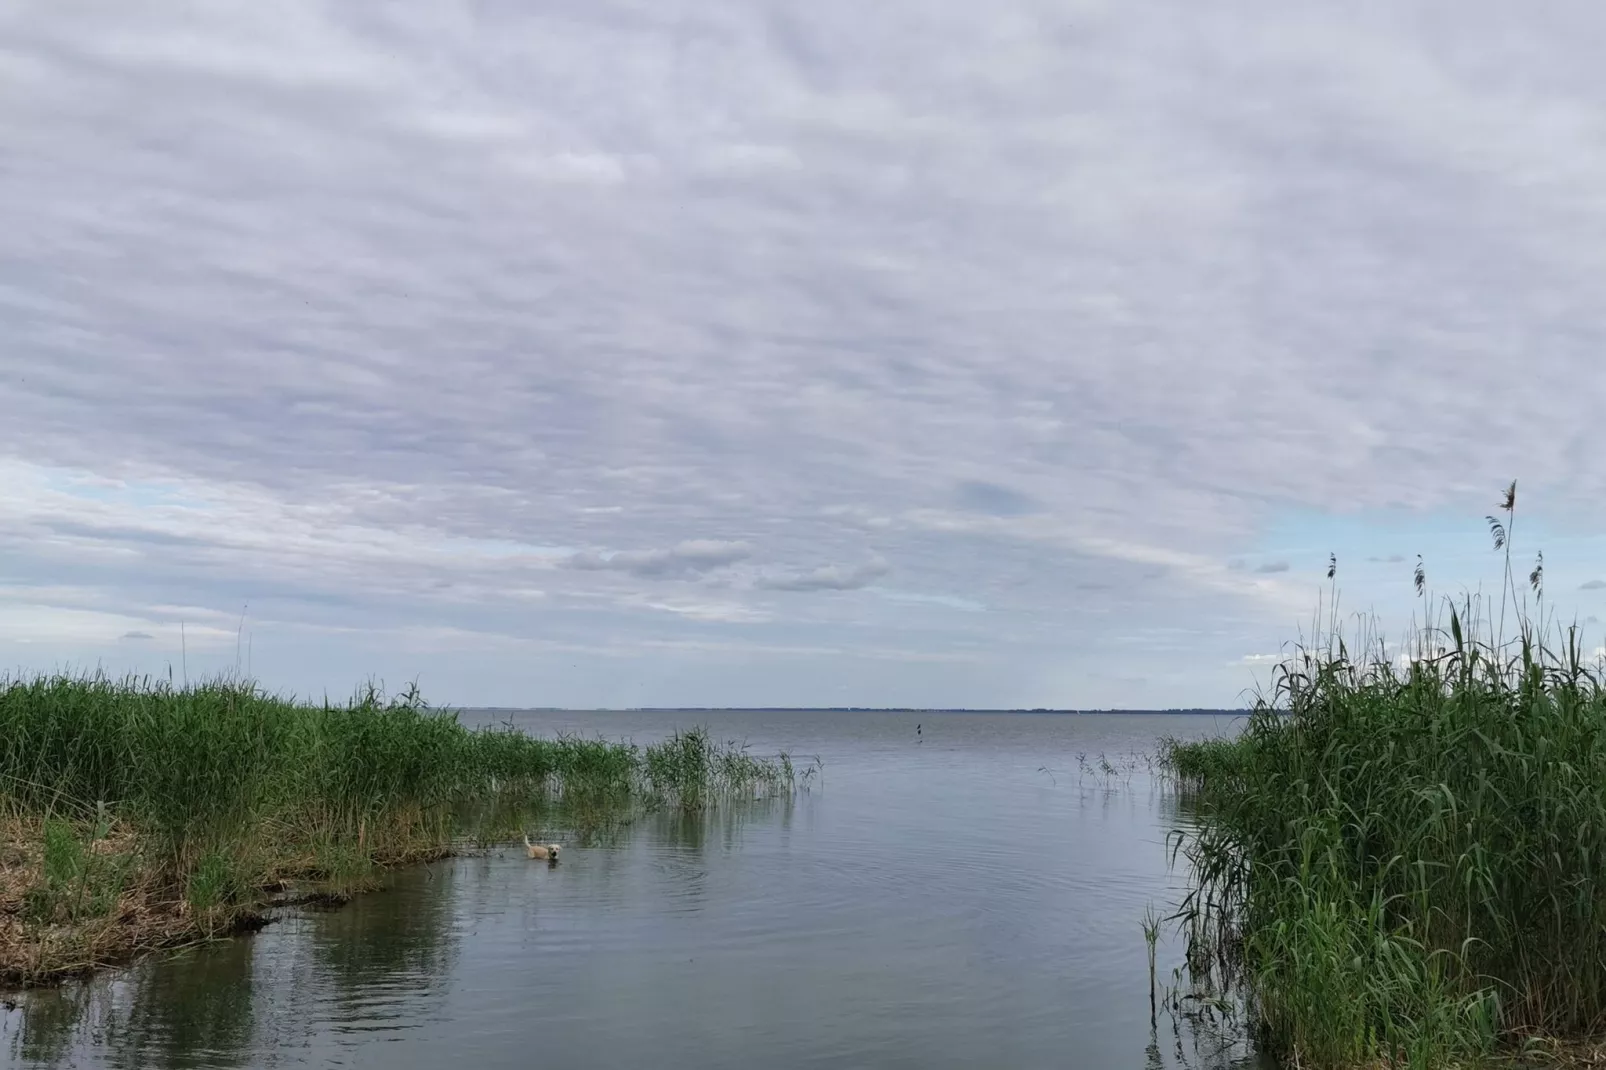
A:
[562, 540, 752, 580]
[954, 480, 1040, 518]
[120, 631, 154, 640]
[756, 559, 891, 592]
[1581, 580, 1606, 591]
[627, 598, 769, 624]
[1240, 653, 1282, 664]
[1367, 554, 1408, 564]
[874, 589, 986, 612]
[1255, 561, 1291, 574]
[2, 2, 1606, 708]
[0, 598, 235, 648]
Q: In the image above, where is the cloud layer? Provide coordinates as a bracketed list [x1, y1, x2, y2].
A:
[4, 1, 1606, 707]
[563, 540, 753, 579]
[757, 560, 891, 592]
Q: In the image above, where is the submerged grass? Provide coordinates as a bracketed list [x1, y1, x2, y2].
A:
[0, 673, 804, 986]
[1165, 484, 1606, 1068]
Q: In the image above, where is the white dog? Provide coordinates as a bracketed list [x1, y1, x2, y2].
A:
[524, 833, 561, 862]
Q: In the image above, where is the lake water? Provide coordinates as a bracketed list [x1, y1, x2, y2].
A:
[2, 709, 1270, 1069]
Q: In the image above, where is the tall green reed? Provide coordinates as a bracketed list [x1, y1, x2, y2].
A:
[0, 675, 802, 886]
[1166, 481, 1606, 1068]
[643, 726, 796, 810]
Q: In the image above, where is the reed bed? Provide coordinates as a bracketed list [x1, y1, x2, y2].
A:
[0, 673, 802, 985]
[1165, 483, 1606, 1069]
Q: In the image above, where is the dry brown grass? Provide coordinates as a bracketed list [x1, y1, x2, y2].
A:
[0, 813, 264, 987]
[0, 807, 473, 989]
[1495, 1037, 1606, 1070]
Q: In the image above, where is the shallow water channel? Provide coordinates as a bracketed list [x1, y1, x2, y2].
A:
[3, 709, 1271, 1069]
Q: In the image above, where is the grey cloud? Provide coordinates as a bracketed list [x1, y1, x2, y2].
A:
[45, 521, 209, 549]
[1255, 561, 1290, 574]
[1582, 580, 1606, 591]
[954, 481, 1040, 518]
[1367, 555, 1408, 564]
[756, 560, 891, 592]
[15, 0, 1606, 560]
[120, 631, 154, 640]
[562, 540, 752, 579]
[2, 3, 1606, 708]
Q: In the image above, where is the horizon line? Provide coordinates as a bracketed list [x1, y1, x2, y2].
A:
[459, 705, 1253, 715]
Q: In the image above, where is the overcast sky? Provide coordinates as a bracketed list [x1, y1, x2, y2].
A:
[5, 2, 1606, 710]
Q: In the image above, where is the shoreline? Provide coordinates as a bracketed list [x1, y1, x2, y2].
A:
[0, 812, 461, 990]
[0, 673, 803, 993]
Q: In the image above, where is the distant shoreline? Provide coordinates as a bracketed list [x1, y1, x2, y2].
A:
[463, 707, 1250, 716]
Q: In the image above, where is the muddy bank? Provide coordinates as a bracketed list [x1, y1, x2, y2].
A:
[0, 814, 451, 989]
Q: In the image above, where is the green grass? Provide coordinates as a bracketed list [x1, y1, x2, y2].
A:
[1164, 490, 1606, 1068]
[19, 804, 134, 926]
[0, 672, 806, 983]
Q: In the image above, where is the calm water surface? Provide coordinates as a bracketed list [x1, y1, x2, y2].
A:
[3, 710, 1268, 1069]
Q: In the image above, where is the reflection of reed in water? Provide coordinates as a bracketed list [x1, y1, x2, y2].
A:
[213, 862, 467, 1046]
[1134, 908, 1274, 1070]
[646, 794, 797, 854]
[108, 936, 259, 1070]
[6, 983, 91, 1067]
[5, 932, 260, 1070]
[308, 864, 460, 992]
[4, 776, 812, 1067]
[463, 789, 798, 857]
[454, 792, 638, 852]
[300, 791, 678, 1020]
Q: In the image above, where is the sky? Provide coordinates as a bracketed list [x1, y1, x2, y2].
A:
[4, 2, 1606, 711]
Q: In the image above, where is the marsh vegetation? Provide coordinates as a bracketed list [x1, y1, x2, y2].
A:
[1165, 483, 1606, 1068]
[0, 674, 804, 986]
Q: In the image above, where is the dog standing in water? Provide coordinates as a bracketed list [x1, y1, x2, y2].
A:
[524, 833, 561, 863]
